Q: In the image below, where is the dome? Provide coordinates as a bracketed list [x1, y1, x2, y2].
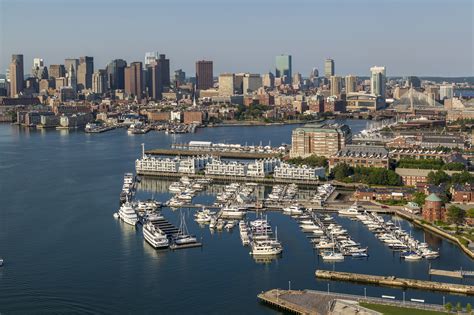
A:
[425, 193, 442, 202]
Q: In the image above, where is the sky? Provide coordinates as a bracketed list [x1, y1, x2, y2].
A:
[0, 0, 473, 77]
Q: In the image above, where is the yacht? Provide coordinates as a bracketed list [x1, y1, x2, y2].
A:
[142, 222, 169, 249]
[250, 241, 282, 256]
[315, 240, 335, 249]
[402, 251, 422, 261]
[118, 202, 138, 226]
[209, 217, 217, 229]
[282, 204, 304, 215]
[321, 251, 344, 261]
[338, 202, 364, 217]
[221, 206, 246, 219]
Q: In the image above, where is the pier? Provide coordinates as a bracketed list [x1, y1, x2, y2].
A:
[145, 148, 280, 160]
[315, 270, 474, 295]
[258, 289, 446, 315]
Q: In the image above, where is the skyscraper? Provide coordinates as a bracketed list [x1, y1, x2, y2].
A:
[32, 58, 48, 80]
[77, 56, 94, 90]
[124, 62, 143, 100]
[243, 74, 262, 94]
[145, 62, 163, 100]
[195, 60, 213, 90]
[106, 59, 127, 90]
[49, 64, 66, 79]
[440, 85, 454, 100]
[144, 52, 159, 67]
[92, 70, 108, 94]
[174, 69, 186, 86]
[275, 54, 292, 84]
[65, 58, 79, 91]
[262, 72, 275, 89]
[370, 66, 386, 97]
[9, 54, 24, 97]
[330, 76, 342, 96]
[218, 73, 235, 96]
[157, 54, 170, 87]
[344, 75, 357, 94]
[324, 59, 335, 78]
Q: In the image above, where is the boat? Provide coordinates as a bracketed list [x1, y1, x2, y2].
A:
[216, 219, 226, 230]
[174, 212, 198, 245]
[142, 222, 169, 249]
[402, 251, 422, 261]
[250, 241, 282, 256]
[315, 240, 335, 249]
[225, 221, 235, 230]
[321, 251, 344, 261]
[221, 206, 246, 219]
[118, 202, 138, 226]
[0, 258, 3, 267]
[338, 202, 364, 217]
[282, 204, 304, 215]
[113, 212, 119, 219]
[351, 252, 368, 258]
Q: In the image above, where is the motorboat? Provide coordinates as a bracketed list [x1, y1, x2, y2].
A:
[282, 204, 304, 215]
[221, 206, 246, 219]
[321, 251, 344, 261]
[338, 202, 364, 217]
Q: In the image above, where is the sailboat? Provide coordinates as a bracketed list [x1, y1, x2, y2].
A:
[174, 211, 198, 245]
[321, 236, 344, 261]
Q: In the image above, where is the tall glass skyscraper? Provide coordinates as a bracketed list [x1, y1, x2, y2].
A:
[275, 54, 292, 84]
[370, 66, 386, 97]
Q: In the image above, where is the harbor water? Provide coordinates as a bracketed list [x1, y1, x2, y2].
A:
[0, 120, 473, 314]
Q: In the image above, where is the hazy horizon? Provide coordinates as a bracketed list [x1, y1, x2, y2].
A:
[1, 0, 473, 77]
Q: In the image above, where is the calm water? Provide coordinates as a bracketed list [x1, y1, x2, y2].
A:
[0, 120, 473, 314]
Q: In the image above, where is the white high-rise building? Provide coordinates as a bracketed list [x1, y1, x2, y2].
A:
[144, 52, 159, 67]
[370, 66, 386, 97]
[440, 85, 454, 100]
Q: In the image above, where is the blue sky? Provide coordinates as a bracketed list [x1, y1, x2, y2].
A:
[0, 0, 473, 77]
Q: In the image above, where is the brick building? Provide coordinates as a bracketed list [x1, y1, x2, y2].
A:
[183, 111, 203, 124]
[422, 193, 445, 222]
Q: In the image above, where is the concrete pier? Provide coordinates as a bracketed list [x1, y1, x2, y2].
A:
[315, 270, 474, 295]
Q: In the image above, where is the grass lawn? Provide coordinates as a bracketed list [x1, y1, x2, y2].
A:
[359, 302, 447, 315]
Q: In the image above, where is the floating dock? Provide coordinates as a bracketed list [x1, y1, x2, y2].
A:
[315, 270, 474, 295]
[170, 242, 203, 250]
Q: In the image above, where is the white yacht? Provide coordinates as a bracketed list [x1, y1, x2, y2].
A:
[221, 206, 246, 219]
[250, 241, 282, 256]
[174, 213, 198, 245]
[321, 251, 344, 261]
[142, 222, 169, 249]
[282, 204, 304, 215]
[338, 202, 364, 217]
[118, 202, 138, 226]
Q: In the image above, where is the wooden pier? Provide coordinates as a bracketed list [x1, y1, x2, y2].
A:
[429, 268, 464, 279]
[315, 270, 474, 295]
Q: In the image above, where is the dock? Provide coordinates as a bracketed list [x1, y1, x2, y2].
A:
[315, 270, 474, 295]
[145, 148, 279, 160]
[169, 242, 203, 250]
[429, 268, 463, 279]
[258, 289, 446, 315]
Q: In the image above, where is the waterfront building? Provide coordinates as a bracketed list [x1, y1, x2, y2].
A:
[218, 73, 235, 96]
[196, 60, 213, 90]
[290, 123, 352, 158]
[39, 114, 60, 128]
[124, 62, 143, 100]
[92, 70, 108, 94]
[106, 59, 127, 90]
[330, 76, 342, 96]
[275, 54, 292, 84]
[354, 187, 415, 202]
[77, 56, 94, 90]
[440, 85, 454, 100]
[183, 111, 203, 124]
[246, 158, 281, 177]
[345, 93, 385, 112]
[344, 75, 357, 93]
[328, 145, 389, 170]
[370, 66, 386, 97]
[136, 155, 214, 174]
[205, 160, 247, 177]
[422, 193, 445, 222]
[274, 162, 325, 180]
[59, 113, 94, 128]
[9, 54, 24, 97]
[324, 58, 334, 78]
[243, 74, 262, 94]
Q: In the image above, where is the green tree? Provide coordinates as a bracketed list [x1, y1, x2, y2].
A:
[442, 162, 466, 171]
[456, 302, 462, 312]
[427, 170, 451, 185]
[450, 171, 474, 185]
[445, 302, 452, 313]
[412, 192, 426, 207]
[467, 209, 474, 218]
[447, 205, 466, 228]
[466, 302, 472, 314]
[332, 163, 352, 181]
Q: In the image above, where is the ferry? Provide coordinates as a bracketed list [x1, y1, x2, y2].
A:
[142, 222, 169, 249]
[118, 202, 138, 226]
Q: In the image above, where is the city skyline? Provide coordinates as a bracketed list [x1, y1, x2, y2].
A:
[1, 0, 473, 77]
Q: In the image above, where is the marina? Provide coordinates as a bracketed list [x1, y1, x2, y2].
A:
[2, 122, 474, 314]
